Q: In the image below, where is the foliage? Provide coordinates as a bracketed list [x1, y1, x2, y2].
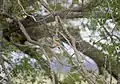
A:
[0, 0, 120, 84]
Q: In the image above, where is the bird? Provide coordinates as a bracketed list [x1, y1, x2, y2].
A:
[52, 35, 61, 48]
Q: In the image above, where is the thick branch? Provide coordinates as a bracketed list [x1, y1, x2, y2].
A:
[20, 0, 100, 27]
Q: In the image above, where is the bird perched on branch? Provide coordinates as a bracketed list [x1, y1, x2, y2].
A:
[52, 35, 61, 48]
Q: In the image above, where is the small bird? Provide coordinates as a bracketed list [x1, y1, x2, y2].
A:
[52, 35, 61, 48]
[52, 35, 64, 56]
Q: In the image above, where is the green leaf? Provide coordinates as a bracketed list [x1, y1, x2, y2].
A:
[62, 74, 82, 84]
[73, 0, 79, 4]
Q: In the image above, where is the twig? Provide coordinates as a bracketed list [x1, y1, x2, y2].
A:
[17, 0, 38, 22]
[16, 16, 60, 84]
[55, 15, 99, 84]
